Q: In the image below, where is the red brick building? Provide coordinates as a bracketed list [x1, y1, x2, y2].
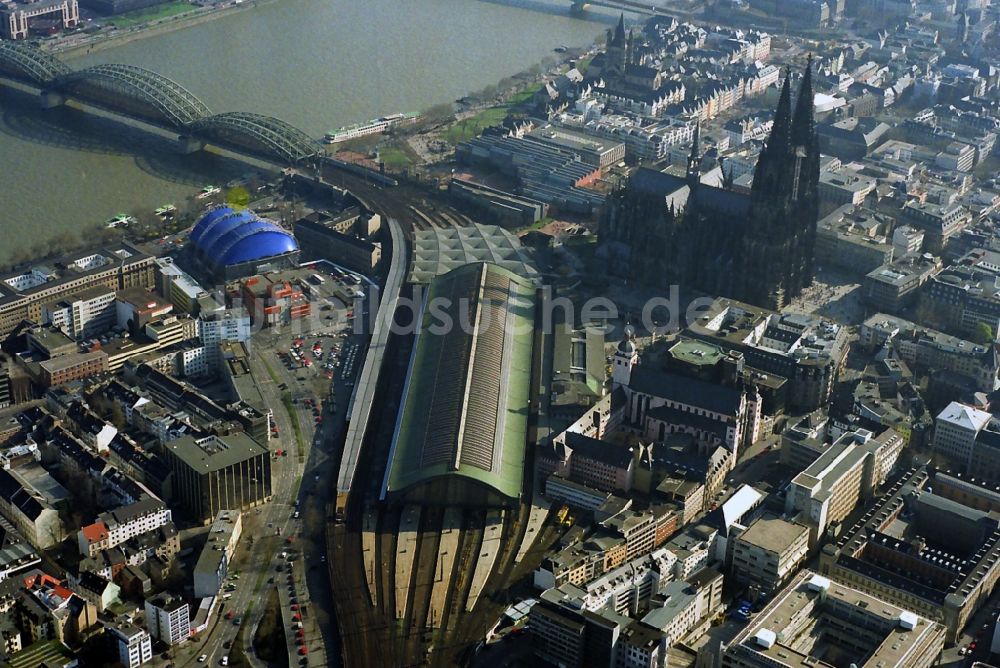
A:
[239, 275, 311, 327]
[39, 351, 109, 387]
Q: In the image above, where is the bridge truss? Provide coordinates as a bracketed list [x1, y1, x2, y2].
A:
[189, 112, 322, 165]
[52, 64, 213, 128]
[0, 42, 72, 86]
[0, 43, 321, 166]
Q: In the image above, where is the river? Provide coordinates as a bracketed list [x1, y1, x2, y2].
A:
[0, 0, 608, 263]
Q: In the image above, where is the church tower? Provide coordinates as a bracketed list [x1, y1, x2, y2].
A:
[788, 56, 820, 296]
[604, 14, 628, 86]
[612, 325, 638, 389]
[740, 60, 820, 309]
[686, 122, 702, 188]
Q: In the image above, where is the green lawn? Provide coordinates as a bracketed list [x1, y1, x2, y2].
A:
[516, 216, 553, 234]
[281, 392, 306, 459]
[105, 0, 196, 28]
[444, 83, 543, 144]
[378, 146, 413, 170]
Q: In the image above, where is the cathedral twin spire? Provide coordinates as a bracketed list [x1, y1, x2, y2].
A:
[751, 57, 816, 205]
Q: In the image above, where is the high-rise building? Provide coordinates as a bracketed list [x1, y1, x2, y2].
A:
[106, 622, 152, 668]
[162, 433, 272, 524]
[41, 286, 117, 341]
[143, 594, 189, 646]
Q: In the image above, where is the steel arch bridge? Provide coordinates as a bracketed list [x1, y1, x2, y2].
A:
[0, 42, 72, 86]
[0, 44, 322, 165]
[189, 112, 322, 164]
[51, 64, 212, 128]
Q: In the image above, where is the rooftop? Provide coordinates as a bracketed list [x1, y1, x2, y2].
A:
[737, 515, 808, 554]
[165, 433, 268, 472]
[408, 224, 539, 285]
[382, 263, 536, 503]
[727, 569, 943, 668]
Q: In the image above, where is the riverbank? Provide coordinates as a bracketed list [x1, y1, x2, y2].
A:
[48, 0, 277, 58]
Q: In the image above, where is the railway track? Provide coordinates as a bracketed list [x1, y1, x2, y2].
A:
[401, 506, 444, 663]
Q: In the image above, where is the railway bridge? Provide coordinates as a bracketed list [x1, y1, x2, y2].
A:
[569, 0, 673, 15]
[0, 41, 322, 166]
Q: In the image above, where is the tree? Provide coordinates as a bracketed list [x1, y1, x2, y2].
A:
[49, 230, 79, 254]
[973, 322, 995, 344]
[480, 84, 498, 101]
[423, 103, 455, 124]
[226, 186, 251, 210]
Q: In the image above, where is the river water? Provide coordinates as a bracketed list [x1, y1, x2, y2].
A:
[0, 0, 607, 263]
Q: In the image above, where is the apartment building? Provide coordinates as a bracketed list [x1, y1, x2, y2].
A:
[78, 498, 171, 558]
[106, 622, 152, 668]
[144, 594, 189, 646]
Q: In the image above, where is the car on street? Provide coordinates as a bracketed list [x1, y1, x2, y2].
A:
[198, 656, 207, 663]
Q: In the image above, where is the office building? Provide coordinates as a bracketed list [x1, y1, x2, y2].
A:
[41, 286, 117, 341]
[785, 428, 904, 543]
[294, 214, 382, 274]
[924, 249, 1000, 336]
[162, 433, 271, 523]
[863, 252, 941, 314]
[0, 244, 156, 339]
[239, 274, 310, 327]
[722, 570, 945, 668]
[38, 350, 109, 388]
[685, 299, 849, 411]
[730, 515, 809, 595]
[820, 467, 1000, 642]
[860, 314, 999, 393]
[932, 402, 993, 472]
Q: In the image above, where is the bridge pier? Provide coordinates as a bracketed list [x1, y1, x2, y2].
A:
[39, 90, 65, 109]
[176, 135, 204, 154]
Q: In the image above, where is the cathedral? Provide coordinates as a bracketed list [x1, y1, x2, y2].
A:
[600, 61, 820, 310]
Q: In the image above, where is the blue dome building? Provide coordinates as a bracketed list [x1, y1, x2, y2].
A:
[190, 207, 300, 280]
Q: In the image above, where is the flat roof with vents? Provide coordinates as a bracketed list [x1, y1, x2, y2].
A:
[381, 263, 536, 506]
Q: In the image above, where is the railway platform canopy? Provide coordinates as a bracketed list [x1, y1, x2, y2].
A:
[408, 223, 540, 286]
[381, 262, 536, 508]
